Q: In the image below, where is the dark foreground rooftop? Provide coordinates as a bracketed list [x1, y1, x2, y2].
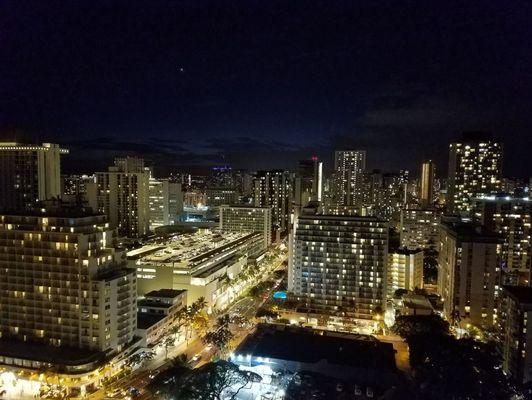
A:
[503, 285, 532, 305]
[137, 312, 166, 330]
[236, 324, 396, 372]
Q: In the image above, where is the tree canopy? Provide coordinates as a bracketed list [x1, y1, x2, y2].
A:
[148, 360, 261, 400]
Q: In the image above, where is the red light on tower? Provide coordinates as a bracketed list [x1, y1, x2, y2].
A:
[311, 155, 318, 161]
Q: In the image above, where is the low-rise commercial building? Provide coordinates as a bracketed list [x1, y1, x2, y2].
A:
[136, 289, 187, 347]
[232, 324, 400, 398]
[131, 230, 264, 312]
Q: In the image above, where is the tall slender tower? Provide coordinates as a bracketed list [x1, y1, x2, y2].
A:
[447, 132, 502, 215]
[332, 150, 366, 206]
[295, 156, 323, 208]
[253, 170, 293, 237]
[420, 160, 435, 208]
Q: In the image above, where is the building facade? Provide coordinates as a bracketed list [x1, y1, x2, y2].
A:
[219, 205, 272, 249]
[87, 157, 150, 238]
[399, 208, 440, 250]
[205, 187, 239, 207]
[331, 150, 366, 207]
[497, 286, 532, 384]
[447, 133, 503, 215]
[387, 248, 423, 297]
[0, 205, 137, 357]
[253, 170, 293, 236]
[420, 160, 435, 208]
[295, 157, 323, 208]
[132, 231, 264, 311]
[438, 222, 501, 327]
[473, 195, 531, 286]
[288, 213, 388, 320]
[0, 142, 69, 211]
[149, 177, 183, 230]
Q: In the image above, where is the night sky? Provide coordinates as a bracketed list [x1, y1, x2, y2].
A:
[1, 1, 532, 177]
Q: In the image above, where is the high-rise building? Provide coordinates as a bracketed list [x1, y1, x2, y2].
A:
[361, 170, 407, 225]
[149, 177, 183, 230]
[497, 286, 532, 384]
[420, 160, 435, 208]
[295, 157, 323, 208]
[288, 212, 388, 320]
[87, 157, 150, 238]
[0, 201, 137, 372]
[447, 132, 503, 215]
[331, 150, 366, 207]
[205, 188, 239, 207]
[387, 248, 423, 297]
[473, 195, 531, 285]
[438, 222, 501, 328]
[219, 205, 272, 249]
[253, 170, 293, 236]
[400, 208, 440, 250]
[0, 142, 69, 211]
[62, 174, 95, 197]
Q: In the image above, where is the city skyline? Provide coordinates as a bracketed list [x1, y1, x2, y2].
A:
[2, 2, 532, 399]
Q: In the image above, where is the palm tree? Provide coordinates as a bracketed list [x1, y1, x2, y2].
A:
[171, 354, 192, 370]
[195, 297, 207, 311]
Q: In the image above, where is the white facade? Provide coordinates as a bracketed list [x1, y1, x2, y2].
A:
[387, 249, 423, 297]
[149, 177, 183, 230]
[289, 213, 388, 320]
[132, 231, 264, 311]
[219, 205, 272, 249]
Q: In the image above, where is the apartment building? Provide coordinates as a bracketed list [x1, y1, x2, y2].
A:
[288, 213, 388, 320]
[0, 142, 69, 211]
[0, 203, 137, 373]
[219, 205, 272, 249]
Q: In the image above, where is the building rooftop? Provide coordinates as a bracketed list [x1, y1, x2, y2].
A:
[299, 214, 388, 223]
[129, 230, 254, 265]
[220, 205, 270, 209]
[440, 221, 501, 242]
[236, 324, 396, 372]
[145, 289, 186, 298]
[402, 294, 434, 311]
[390, 247, 423, 255]
[502, 286, 532, 305]
[137, 313, 166, 330]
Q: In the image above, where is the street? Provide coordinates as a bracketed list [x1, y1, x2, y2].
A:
[91, 248, 287, 400]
